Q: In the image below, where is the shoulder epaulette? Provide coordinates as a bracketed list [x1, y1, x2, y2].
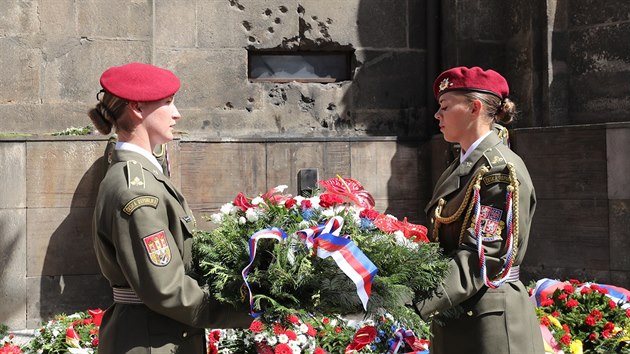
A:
[482, 148, 508, 170]
[125, 160, 146, 189]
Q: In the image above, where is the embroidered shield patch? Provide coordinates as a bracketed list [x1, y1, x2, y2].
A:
[479, 205, 504, 242]
[143, 230, 171, 266]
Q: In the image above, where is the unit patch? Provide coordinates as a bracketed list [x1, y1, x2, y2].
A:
[143, 230, 171, 266]
[478, 205, 504, 242]
[482, 173, 510, 186]
[122, 195, 159, 215]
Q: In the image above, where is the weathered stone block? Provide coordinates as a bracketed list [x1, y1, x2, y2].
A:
[197, 0, 300, 49]
[0, 209, 27, 329]
[155, 0, 197, 48]
[569, 0, 630, 27]
[569, 23, 630, 75]
[0, 142, 26, 208]
[27, 140, 107, 208]
[27, 274, 112, 328]
[77, 0, 152, 38]
[39, 0, 76, 39]
[0, 0, 39, 36]
[0, 38, 41, 104]
[607, 127, 630, 199]
[609, 199, 630, 271]
[27, 207, 100, 277]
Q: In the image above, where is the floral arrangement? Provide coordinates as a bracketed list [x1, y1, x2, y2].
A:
[531, 278, 630, 354]
[193, 176, 449, 353]
[206, 312, 430, 354]
[22, 309, 104, 354]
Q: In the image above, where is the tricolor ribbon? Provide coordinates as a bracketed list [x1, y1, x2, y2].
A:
[297, 216, 378, 311]
[241, 227, 288, 317]
[387, 328, 430, 354]
[530, 278, 630, 309]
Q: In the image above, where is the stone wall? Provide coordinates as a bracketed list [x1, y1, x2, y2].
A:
[0, 0, 434, 138]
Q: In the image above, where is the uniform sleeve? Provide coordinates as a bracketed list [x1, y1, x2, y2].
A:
[111, 190, 251, 329]
[416, 165, 527, 320]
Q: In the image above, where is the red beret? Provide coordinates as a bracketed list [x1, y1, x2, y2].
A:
[99, 62, 180, 102]
[433, 66, 509, 100]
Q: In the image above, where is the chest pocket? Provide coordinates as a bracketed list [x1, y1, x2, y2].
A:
[179, 215, 196, 269]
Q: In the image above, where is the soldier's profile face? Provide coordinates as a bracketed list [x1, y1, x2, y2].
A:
[141, 96, 181, 145]
[435, 92, 471, 143]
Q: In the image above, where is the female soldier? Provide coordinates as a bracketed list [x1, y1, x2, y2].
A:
[414, 67, 544, 353]
[89, 62, 251, 354]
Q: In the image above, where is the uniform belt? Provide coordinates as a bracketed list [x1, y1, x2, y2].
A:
[113, 287, 143, 304]
[505, 265, 520, 283]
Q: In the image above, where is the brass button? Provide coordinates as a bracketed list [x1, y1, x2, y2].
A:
[182, 331, 188, 338]
[467, 310, 474, 317]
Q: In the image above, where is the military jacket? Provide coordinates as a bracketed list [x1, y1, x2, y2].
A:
[416, 132, 544, 354]
[93, 148, 250, 354]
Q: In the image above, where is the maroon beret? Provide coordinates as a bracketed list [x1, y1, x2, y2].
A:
[99, 62, 180, 102]
[433, 66, 509, 100]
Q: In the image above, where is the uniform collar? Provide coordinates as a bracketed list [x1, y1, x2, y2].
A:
[115, 142, 163, 173]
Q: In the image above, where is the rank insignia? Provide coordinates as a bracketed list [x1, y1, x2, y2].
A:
[143, 230, 171, 266]
[478, 205, 504, 241]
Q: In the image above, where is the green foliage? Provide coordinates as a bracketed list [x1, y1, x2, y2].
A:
[0, 324, 8, 339]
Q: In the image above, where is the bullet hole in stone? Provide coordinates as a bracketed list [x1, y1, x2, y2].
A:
[242, 21, 252, 31]
[297, 5, 305, 14]
[202, 120, 210, 129]
[224, 102, 234, 110]
[327, 103, 336, 110]
[264, 8, 272, 16]
[268, 27, 275, 33]
[278, 6, 288, 13]
[312, 16, 318, 21]
[229, 0, 245, 11]
[274, 17, 281, 24]
[248, 97, 255, 103]
[248, 36, 257, 43]
[326, 18, 333, 25]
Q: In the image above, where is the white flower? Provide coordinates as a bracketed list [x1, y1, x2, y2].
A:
[254, 333, 265, 342]
[297, 334, 308, 344]
[289, 341, 302, 353]
[210, 213, 223, 224]
[251, 196, 264, 205]
[294, 196, 305, 204]
[277, 333, 289, 344]
[238, 216, 246, 225]
[394, 230, 419, 250]
[309, 196, 321, 209]
[330, 319, 338, 327]
[267, 335, 278, 346]
[274, 185, 288, 193]
[299, 323, 309, 333]
[245, 208, 259, 222]
[220, 203, 234, 214]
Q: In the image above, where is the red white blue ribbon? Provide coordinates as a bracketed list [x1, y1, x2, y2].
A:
[387, 327, 429, 354]
[297, 216, 378, 311]
[241, 227, 288, 317]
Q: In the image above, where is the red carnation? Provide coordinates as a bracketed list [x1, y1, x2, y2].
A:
[286, 314, 300, 324]
[557, 293, 568, 300]
[562, 324, 570, 333]
[552, 311, 560, 317]
[249, 320, 265, 333]
[334, 327, 342, 334]
[580, 287, 592, 295]
[322, 317, 330, 324]
[540, 317, 550, 326]
[306, 324, 317, 337]
[563, 284, 575, 294]
[604, 322, 615, 331]
[602, 329, 612, 339]
[359, 208, 380, 221]
[560, 334, 571, 345]
[609, 299, 617, 309]
[569, 279, 581, 284]
[591, 309, 602, 321]
[300, 200, 312, 209]
[626, 308, 630, 317]
[585, 315, 596, 327]
[319, 193, 344, 208]
[541, 298, 554, 307]
[274, 343, 293, 354]
[597, 287, 609, 295]
[565, 299, 579, 309]
[286, 329, 297, 341]
[314, 348, 327, 354]
[284, 198, 297, 209]
[589, 332, 598, 341]
[273, 323, 285, 335]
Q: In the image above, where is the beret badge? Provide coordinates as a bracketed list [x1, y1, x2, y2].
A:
[439, 78, 451, 93]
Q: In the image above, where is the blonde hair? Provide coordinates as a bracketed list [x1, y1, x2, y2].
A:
[88, 91, 133, 134]
[464, 92, 517, 125]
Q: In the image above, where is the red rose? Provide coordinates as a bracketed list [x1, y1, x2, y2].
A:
[286, 314, 300, 324]
[552, 311, 560, 317]
[91, 337, 99, 348]
[591, 309, 602, 321]
[598, 287, 609, 295]
[585, 315, 596, 327]
[314, 348, 327, 354]
[359, 208, 380, 221]
[273, 323, 285, 335]
[284, 198, 297, 209]
[88, 308, 104, 326]
[589, 332, 598, 341]
[274, 343, 293, 354]
[626, 308, 630, 318]
[562, 324, 570, 333]
[569, 279, 580, 284]
[557, 293, 568, 300]
[319, 193, 344, 208]
[334, 327, 342, 334]
[604, 322, 615, 331]
[234, 192, 254, 212]
[541, 298, 554, 307]
[609, 299, 617, 309]
[305, 323, 317, 336]
[249, 320, 265, 333]
[565, 299, 579, 309]
[286, 329, 297, 341]
[560, 334, 571, 345]
[580, 287, 592, 295]
[322, 317, 330, 324]
[602, 329, 612, 339]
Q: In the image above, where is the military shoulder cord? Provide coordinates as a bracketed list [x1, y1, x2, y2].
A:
[433, 163, 520, 289]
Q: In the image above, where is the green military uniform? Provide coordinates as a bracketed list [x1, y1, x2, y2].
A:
[93, 148, 250, 354]
[416, 131, 544, 354]
[104, 135, 171, 176]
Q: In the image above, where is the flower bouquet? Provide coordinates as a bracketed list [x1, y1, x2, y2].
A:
[23, 309, 104, 354]
[531, 278, 630, 354]
[193, 176, 449, 353]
